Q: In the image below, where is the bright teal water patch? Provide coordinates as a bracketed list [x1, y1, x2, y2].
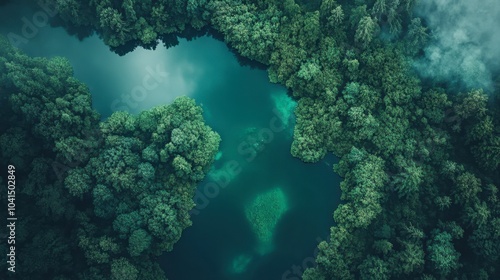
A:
[245, 187, 288, 255]
[271, 90, 297, 130]
[215, 151, 223, 161]
[229, 253, 253, 274]
[0, 3, 342, 279]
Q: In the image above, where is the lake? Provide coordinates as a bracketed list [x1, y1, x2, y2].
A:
[0, 1, 341, 279]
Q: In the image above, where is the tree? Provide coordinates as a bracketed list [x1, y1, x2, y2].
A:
[454, 89, 488, 120]
[358, 255, 390, 280]
[98, 7, 127, 47]
[303, 226, 363, 280]
[453, 171, 481, 206]
[392, 161, 424, 198]
[473, 136, 500, 170]
[405, 18, 429, 55]
[355, 16, 378, 48]
[427, 230, 461, 276]
[65, 167, 92, 198]
[394, 241, 425, 275]
[372, 0, 388, 17]
[335, 150, 387, 229]
[111, 258, 138, 280]
[128, 229, 152, 257]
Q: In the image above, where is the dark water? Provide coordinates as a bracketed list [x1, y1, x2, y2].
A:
[0, 1, 341, 279]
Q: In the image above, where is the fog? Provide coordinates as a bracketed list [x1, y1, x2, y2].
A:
[414, 0, 500, 92]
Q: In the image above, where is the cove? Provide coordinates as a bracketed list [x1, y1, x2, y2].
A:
[155, 37, 342, 280]
[0, 2, 341, 279]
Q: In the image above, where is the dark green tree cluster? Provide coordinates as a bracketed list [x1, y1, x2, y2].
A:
[214, 2, 499, 279]
[48, 0, 211, 53]
[66, 96, 220, 279]
[17, 0, 500, 279]
[209, 1, 498, 279]
[0, 36, 220, 279]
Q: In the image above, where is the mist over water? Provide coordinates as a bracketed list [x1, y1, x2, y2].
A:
[415, 0, 500, 92]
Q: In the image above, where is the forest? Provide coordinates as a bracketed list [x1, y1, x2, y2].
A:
[1, 0, 499, 279]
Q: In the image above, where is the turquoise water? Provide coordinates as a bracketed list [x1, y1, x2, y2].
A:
[158, 38, 341, 280]
[0, 2, 341, 279]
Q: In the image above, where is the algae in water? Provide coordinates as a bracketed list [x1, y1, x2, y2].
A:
[245, 187, 288, 255]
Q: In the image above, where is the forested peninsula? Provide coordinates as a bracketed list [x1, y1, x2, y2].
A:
[0, 35, 220, 278]
[1, 0, 499, 279]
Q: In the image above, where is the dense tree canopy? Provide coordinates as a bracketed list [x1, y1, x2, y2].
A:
[0, 36, 219, 279]
[2, 0, 499, 279]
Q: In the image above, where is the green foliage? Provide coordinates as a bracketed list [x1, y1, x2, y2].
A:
[65, 167, 92, 198]
[469, 216, 500, 262]
[209, 0, 280, 63]
[405, 18, 429, 55]
[473, 136, 500, 170]
[137, 162, 155, 180]
[6, 53, 99, 148]
[47, 0, 211, 53]
[100, 111, 136, 135]
[111, 258, 138, 280]
[113, 211, 143, 239]
[0, 37, 219, 279]
[427, 230, 461, 276]
[334, 149, 387, 229]
[392, 161, 424, 198]
[172, 155, 192, 177]
[4, 0, 499, 278]
[372, 239, 393, 255]
[355, 16, 378, 48]
[394, 241, 425, 274]
[371, 0, 416, 34]
[92, 184, 116, 218]
[128, 229, 152, 257]
[17, 227, 74, 275]
[358, 255, 389, 280]
[454, 89, 488, 120]
[137, 190, 192, 253]
[0, 127, 37, 168]
[297, 59, 321, 81]
[303, 225, 363, 280]
[142, 145, 159, 162]
[78, 230, 120, 265]
[291, 93, 346, 162]
[453, 171, 481, 206]
[88, 136, 141, 192]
